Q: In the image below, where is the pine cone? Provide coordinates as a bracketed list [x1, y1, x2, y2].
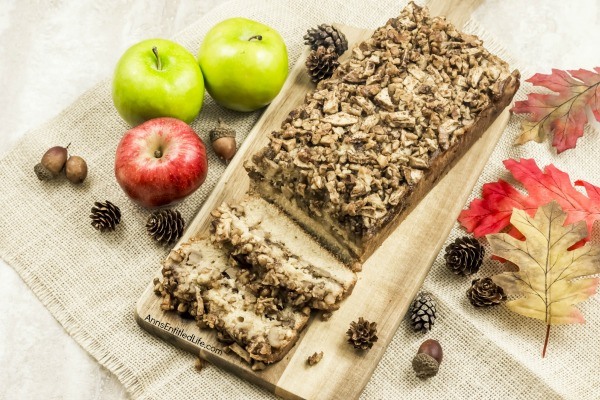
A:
[306, 46, 339, 83]
[304, 24, 348, 56]
[409, 292, 437, 333]
[467, 277, 507, 307]
[444, 236, 484, 275]
[146, 209, 185, 245]
[90, 200, 121, 232]
[346, 317, 378, 350]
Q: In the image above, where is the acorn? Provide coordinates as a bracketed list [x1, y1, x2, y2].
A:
[65, 155, 88, 184]
[412, 339, 443, 379]
[209, 119, 237, 163]
[34, 144, 69, 180]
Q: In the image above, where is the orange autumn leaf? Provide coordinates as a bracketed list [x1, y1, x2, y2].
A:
[512, 68, 600, 153]
[488, 202, 600, 357]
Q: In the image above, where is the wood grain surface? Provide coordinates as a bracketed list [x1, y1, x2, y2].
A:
[135, 1, 503, 399]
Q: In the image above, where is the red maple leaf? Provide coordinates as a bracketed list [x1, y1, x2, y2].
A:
[458, 159, 600, 241]
[511, 68, 600, 153]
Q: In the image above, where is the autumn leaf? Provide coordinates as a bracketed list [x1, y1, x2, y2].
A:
[488, 202, 600, 357]
[512, 67, 600, 153]
[458, 159, 600, 243]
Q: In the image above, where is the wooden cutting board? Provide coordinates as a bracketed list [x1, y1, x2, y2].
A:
[136, 1, 507, 398]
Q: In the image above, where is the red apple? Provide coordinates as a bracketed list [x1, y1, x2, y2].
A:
[115, 117, 208, 208]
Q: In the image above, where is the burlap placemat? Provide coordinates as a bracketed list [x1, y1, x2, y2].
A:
[1, 0, 598, 398]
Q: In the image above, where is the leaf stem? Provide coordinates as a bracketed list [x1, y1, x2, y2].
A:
[542, 324, 551, 357]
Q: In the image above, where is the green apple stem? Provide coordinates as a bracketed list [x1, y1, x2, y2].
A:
[248, 35, 263, 41]
[152, 46, 162, 71]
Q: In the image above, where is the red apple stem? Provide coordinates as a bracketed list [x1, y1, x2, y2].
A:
[248, 35, 263, 41]
[154, 149, 162, 158]
[152, 46, 162, 70]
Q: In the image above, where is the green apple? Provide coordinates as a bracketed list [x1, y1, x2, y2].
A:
[112, 38, 204, 126]
[198, 18, 288, 112]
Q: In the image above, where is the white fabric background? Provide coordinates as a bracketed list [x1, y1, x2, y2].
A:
[1, 0, 599, 399]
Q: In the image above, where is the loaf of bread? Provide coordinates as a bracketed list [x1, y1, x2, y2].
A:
[246, 2, 520, 262]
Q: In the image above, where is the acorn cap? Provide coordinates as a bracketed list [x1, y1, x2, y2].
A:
[412, 353, 440, 379]
[209, 119, 236, 142]
[34, 163, 54, 181]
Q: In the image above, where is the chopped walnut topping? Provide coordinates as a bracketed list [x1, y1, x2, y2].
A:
[228, 342, 252, 364]
[194, 356, 204, 371]
[321, 312, 333, 321]
[251, 361, 267, 371]
[307, 351, 324, 366]
[248, 2, 514, 240]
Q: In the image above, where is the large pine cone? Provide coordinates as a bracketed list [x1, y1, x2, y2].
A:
[146, 209, 185, 245]
[90, 200, 121, 232]
[306, 46, 339, 83]
[467, 278, 507, 307]
[304, 24, 348, 56]
[409, 292, 437, 333]
[347, 317, 378, 350]
[444, 236, 484, 275]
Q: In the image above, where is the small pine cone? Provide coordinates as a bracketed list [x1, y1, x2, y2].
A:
[467, 277, 507, 307]
[346, 317, 378, 350]
[409, 292, 437, 333]
[90, 200, 121, 232]
[306, 46, 339, 83]
[146, 209, 185, 245]
[444, 236, 484, 276]
[304, 24, 348, 56]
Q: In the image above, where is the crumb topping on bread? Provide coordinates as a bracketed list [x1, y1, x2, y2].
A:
[248, 2, 514, 239]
